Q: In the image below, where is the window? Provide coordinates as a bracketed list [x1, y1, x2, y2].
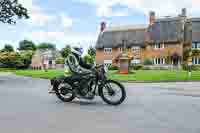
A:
[132, 46, 140, 53]
[153, 58, 165, 65]
[153, 43, 164, 49]
[119, 47, 123, 52]
[131, 59, 141, 65]
[192, 42, 200, 49]
[104, 48, 112, 53]
[192, 57, 200, 65]
[104, 60, 112, 66]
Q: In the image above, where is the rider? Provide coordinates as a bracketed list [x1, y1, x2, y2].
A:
[49, 46, 94, 93]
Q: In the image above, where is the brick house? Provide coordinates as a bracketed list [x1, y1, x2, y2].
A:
[96, 9, 200, 66]
[31, 49, 57, 69]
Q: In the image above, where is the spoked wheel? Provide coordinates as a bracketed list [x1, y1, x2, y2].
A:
[55, 82, 75, 102]
[99, 80, 126, 105]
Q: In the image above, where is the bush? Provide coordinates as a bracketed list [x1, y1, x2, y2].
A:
[108, 65, 119, 70]
[55, 57, 65, 64]
[130, 64, 144, 70]
[182, 64, 200, 71]
[0, 68, 16, 72]
[143, 59, 153, 65]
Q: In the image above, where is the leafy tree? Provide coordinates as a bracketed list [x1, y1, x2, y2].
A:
[37, 43, 56, 50]
[20, 50, 34, 68]
[61, 45, 71, 58]
[1, 44, 14, 52]
[55, 57, 65, 64]
[0, 52, 23, 68]
[88, 46, 96, 57]
[0, 0, 29, 24]
[83, 54, 94, 64]
[18, 40, 36, 51]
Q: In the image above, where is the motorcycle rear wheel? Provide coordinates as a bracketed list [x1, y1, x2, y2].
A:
[54, 82, 75, 102]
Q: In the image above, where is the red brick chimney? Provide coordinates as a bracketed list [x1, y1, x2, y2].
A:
[100, 22, 106, 32]
[149, 11, 155, 25]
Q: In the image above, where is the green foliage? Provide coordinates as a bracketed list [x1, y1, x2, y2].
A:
[83, 54, 94, 64]
[1, 44, 14, 52]
[37, 43, 56, 50]
[182, 64, 200, 71]
[0, 52, 23, 68]
[192, 49, 200, 56]
[130, 64, 144, 70]
[0, 0, 29, 24]
[20, 50, 34, 68]
[183, 48, 191, 61]
[0, 68, 16, 72]
[88, 46, 96, 57]
[18, 40, 36, 51]
[143, 59, 153, 65]
[55, 57, 65, 64]
[108, 65, 119, 70]
[61, 45, 71, 58]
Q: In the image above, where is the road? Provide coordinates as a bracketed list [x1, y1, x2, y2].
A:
[0, 73, 200, 133]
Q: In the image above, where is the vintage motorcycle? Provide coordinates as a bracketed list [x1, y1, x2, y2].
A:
[50, 65, 126, 105]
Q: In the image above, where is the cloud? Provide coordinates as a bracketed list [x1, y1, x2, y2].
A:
[26, 30, 97, 49]
[75, 0, 198, 17]
[18, 0, 33, 10]
[60, 14, 73, 28]
[27, 5, 56, 27]
[97, 6, 129, 17]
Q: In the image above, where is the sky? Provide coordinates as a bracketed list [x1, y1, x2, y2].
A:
[0, 0, 199, 50]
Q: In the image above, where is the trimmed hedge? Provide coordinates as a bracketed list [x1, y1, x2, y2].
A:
[130, 64, 144, 70]
[0, 68, 16, 72]
[182, 64, 200, 71]
[108, 66, 119, 70]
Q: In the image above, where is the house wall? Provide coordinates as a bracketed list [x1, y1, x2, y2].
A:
[96, 43, 184, 66]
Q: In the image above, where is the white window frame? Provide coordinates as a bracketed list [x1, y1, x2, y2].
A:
[104, 60, 112, 66]
[192, 42, 200, 49]
[153, 58, 165, 65]
[119, 47, 123, 52]
[104, 48, 112, 54]
[153, 43, 164, 49]
[131, 58, 141, 65]
[192, 57, 200, 65]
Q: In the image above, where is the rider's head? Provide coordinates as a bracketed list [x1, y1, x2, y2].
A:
[71, 46, 83, 56]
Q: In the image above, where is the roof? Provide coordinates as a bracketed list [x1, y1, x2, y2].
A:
[192, 18, 200, 42]
[96, 24, 147, 48]
[148, 16, 185, 42]
[105, 24, 147, 32]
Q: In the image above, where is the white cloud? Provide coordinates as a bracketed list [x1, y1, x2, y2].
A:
[18, 0, 33, 10]
[26, 30, 97, 49]
[97, 6, 128, 17]
[61, 14, 73, 28]
[27, 5, 55, 26]
[75, 0, 198, 17]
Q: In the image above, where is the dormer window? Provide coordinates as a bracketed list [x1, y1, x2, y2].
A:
[119, 47, 123, 52]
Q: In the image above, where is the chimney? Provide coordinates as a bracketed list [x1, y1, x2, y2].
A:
[100, 22, 106, 32]
[149, 11, 156, 25]
[181, 8, 187, 16]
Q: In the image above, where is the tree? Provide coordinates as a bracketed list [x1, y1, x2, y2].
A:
[83, 54, 94, 64]
[0, 0, 29, 24]
[37, 43, 56, 50]
[88, 46, 96, 57]
[60, 45, 71, 58]
[1, 44, 14, 52]
[0, 52, 23, 68]
[18, 40, 36, 51]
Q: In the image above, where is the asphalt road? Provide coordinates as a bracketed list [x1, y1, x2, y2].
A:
[0, 73, 200, 133]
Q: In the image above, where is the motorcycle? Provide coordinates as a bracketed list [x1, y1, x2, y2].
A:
[50, 65, 126, 105]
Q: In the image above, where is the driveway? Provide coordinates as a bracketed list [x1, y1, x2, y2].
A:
[0, 73, 200, 133]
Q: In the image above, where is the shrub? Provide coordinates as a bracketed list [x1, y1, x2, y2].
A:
[55, 57, 65, 64]
[108, 65, 119, 70]
[143, 59, 153, 65]
[130, 64, 144, 70]
[0, 68, 16, 72]
[182, 64, 200, 71]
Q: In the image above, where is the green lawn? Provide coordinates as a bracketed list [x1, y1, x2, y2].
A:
[14, 69, 200, 82]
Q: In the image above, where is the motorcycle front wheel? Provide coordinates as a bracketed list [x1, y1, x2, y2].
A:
[99, 80, 126, 105]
